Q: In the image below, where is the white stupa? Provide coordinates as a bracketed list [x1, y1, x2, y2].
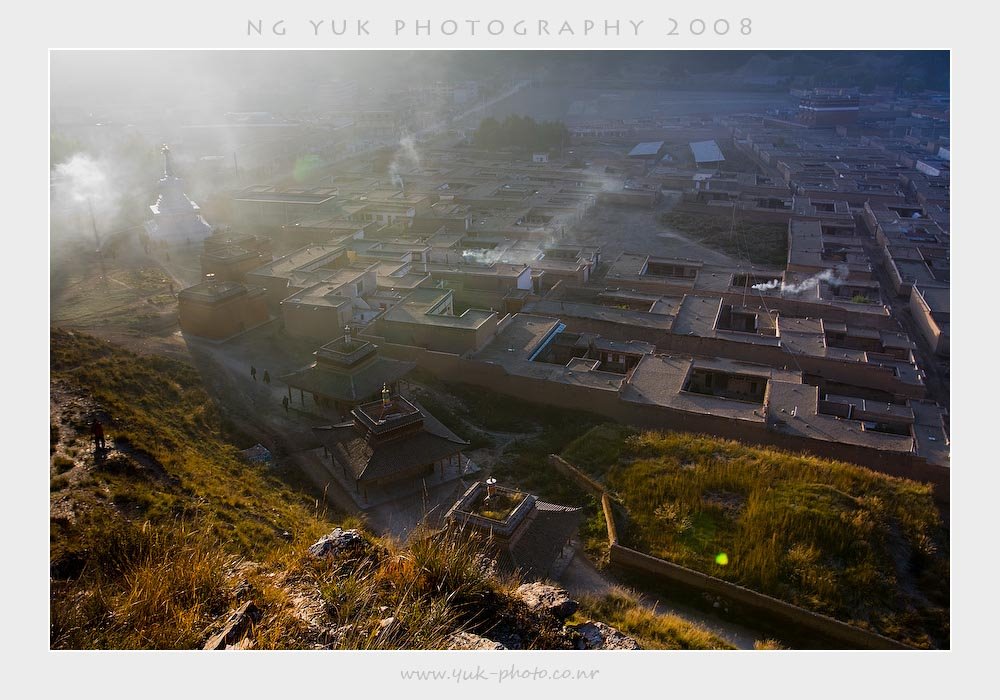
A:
[144, 144, 212, 243]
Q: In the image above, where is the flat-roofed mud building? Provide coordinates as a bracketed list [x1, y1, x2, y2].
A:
[231, 185, 341, 229]
[910, 284, 950, 356]
[177, 281, 270, 341]
[375, 288, 502, 355]
[200, 231, 273, 283]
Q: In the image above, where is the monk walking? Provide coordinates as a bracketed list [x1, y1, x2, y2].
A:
[91, 419, 106, 451]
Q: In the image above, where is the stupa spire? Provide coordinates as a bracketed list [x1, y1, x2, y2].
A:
[161, 144, 174, 178]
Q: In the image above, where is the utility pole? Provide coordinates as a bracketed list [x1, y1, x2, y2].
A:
[88, 197, 107, 285]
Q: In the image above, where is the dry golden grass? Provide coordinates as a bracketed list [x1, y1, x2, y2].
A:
[50, 329, 338, 648]
[51, 520, 232, 648]
[574, 587, 734, 650]
[754, 638, 785, 650]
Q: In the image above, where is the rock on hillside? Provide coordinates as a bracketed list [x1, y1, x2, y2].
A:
[569, 621, 643, 650]
[515, 582, 580, 620]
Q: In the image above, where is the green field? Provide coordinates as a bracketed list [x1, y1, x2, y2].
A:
[562, 424, 949, 648]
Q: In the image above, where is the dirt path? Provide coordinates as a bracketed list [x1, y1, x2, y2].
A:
[559, 547, 761, 649]
[365, 478, 472, 541]
[288, 449, 362, 516]
[154, 242, 204, 288]
[51, 234, 190, 357]
[180, 326, 367, 516]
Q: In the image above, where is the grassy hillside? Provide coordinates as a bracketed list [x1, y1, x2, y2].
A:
[562, 424, 949, 648]
[50, 328, 341, 647]
[50, 329, 332, 554]
[49, 330, 728, 650]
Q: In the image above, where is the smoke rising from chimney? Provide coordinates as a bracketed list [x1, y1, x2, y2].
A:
[388, 134, 421, 190]
[751, 265, 850, 294]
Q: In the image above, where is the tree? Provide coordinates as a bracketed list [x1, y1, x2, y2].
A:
[473, 117, 501, 150]
[472, 115, 570, 153]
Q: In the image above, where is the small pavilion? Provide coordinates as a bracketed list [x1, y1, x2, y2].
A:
[313, 387, 468, 497]
[280, 328, 414, 417]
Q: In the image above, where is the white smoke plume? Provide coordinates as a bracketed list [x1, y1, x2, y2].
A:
[388, 135, 421, 190]
[750, 278, 783, 291]
[752, 266, 850, 295]
[53, 154, 119, 219]
[50, 153, 135, 252]
[51, 140, 159, 247]
[461, 248, 501, 265]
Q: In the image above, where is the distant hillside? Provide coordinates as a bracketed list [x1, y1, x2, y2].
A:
[49, 329, 733, 650]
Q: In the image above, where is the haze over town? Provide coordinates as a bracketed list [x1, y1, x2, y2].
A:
[50, 50, 950, 652]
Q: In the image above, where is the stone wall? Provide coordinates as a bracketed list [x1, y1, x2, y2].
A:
[549, 454, 911, 650]
[366, 335, 948, 503]
[657, 333, 923, 401]
[608, 544, 909, 649]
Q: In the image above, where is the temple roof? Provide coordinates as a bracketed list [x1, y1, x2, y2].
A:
[312, 398, 466, 482]
[279, 351, 414, 402]
[506, 502, 583, 578]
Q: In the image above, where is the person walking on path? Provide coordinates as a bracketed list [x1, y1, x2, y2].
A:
[251, 365, 257, 381]
[282, 396, 289, 413]
[91, 419, 106, 451]
[263, 370, 271, 385]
